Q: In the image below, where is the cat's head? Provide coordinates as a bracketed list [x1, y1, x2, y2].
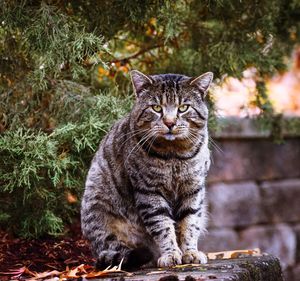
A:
[130, 70, 213, 145]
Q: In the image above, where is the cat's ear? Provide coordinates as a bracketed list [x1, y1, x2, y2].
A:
[190, 72, 213, 98]
[130, 70, 153, 97]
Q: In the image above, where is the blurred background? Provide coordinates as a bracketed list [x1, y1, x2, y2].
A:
[0, 1, 300, 280]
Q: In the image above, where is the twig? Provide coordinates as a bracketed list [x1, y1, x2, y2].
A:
[110, 44, 164, 64]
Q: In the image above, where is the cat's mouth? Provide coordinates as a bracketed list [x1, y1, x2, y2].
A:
[156, 127, 187, 141]
[163, 132, 176, 141]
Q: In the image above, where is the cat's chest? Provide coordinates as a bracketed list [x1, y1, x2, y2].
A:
[154, 160, 203, 203]
[146, 158, 202, 188]
[131, 148, 209, 195]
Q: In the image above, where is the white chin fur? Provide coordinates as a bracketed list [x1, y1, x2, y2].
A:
[163, 134, 176, 141]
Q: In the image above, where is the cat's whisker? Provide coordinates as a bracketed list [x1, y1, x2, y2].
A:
[118, 128, 149, 143]
[139, 130, 157, 150]
[116, 130, 155, 171]
[115, 130, 154, 171]
[124, 130, 156, 164]
[133, 131, 155, 155]
[145, 132, 159, 153]
[119, 128, 149, 140]
[188, 134, 199, 146]
[117, 128, 150, 153]
[188, 130, 202, 146]
[189, 128, 207, 144]
[209, 136, 223, 153]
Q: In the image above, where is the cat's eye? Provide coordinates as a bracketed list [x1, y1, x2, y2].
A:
[152, 105, 162, 113]
[178, 104, 189, 113]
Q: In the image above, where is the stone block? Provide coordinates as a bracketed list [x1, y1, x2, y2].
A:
[293, 224, 300, 263]
[208, 182, 267, 227]
[284, 264, 300, 281]
[212, 117, 300, 139]
[199, 228, 239, 253]
[208, 138, 300, 183]
[238, 224, 296, 269]
[108, 255, 283, 281]
[260, 179, 300, 223]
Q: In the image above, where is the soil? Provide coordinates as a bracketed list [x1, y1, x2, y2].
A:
[0, 221, 95, 279]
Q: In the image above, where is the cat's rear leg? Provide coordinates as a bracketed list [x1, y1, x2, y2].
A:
[95, 238, 153, 270]
[92, 234, 153, 270]
[81, 180, 155, 270]
[84, 218, 154, 270]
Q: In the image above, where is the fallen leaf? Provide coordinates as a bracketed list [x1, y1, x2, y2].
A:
[83, 258, 132, 278]
[173, 264, 204, 269]
[207, 248, 261, 260]
[27, 270, 61, 280]
[84, 268, 131, 279]
[61, 264, 91, 278]
[0, 266, 35, 279]
[147, 270, 168, 275]
[0, 255, 131, 280]
[66, 192, 77, 204]
[64, 258, 79, 265]
[62, 267, 79, 278]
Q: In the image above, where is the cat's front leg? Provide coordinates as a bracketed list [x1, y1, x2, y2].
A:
[176, 186, 208, 264]
[134, 188, 182, 267]
[178, 214, 208, 264]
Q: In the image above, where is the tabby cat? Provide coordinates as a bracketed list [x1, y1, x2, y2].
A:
[81, 70, 213, 269]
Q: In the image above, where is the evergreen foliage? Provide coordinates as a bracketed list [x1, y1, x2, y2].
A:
[0, 0, 299, 237]
[0, 89, 132, 237]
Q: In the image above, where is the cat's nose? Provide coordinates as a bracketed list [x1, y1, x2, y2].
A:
[163, 118, 176, 130]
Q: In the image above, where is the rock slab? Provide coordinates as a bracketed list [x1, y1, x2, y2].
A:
[92, 255, 283, 281]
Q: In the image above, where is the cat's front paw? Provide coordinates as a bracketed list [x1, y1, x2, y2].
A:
[182, 250, 207, 264]
[157, 250, 182, 267]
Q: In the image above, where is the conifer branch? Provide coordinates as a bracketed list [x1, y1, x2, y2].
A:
[110, 43, 165, 64]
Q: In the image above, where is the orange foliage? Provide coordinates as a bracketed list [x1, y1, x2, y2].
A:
[213, 49, 300, 117]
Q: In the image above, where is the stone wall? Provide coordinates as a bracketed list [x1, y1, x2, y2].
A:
[202, 118, 300, 281]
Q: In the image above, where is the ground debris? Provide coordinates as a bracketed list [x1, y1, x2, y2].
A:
[0, 229, 264, 280]
[0, 227, 94, 280]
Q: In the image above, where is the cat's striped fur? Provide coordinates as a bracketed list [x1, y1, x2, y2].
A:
[81, 70, 213, 269]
